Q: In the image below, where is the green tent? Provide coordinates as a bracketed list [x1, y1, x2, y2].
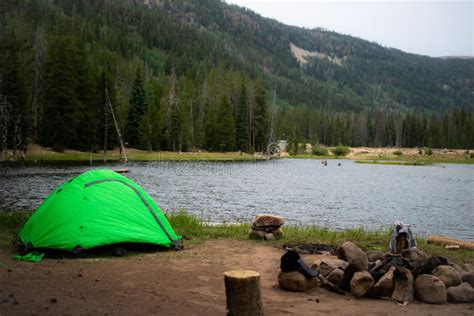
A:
[20, 169, 181, 252]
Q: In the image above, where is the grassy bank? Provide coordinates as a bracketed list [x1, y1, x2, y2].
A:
[1, 212, 472, 264]
[287, 147, 473, 164]
[5, 145, 260, 164]
[354, 160, 433, 166]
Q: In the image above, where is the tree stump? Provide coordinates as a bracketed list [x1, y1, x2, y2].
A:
[224, 270, 264, 316]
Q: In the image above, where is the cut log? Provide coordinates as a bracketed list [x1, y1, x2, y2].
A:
[114, 168, 129, 174]
[428, 235, 474, 250]
[224, 270, 263, 316]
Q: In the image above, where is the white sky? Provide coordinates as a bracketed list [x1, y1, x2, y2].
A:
[226, 0, 473, 57]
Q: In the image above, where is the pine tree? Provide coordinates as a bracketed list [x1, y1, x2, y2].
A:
[127, 69, 148, 148]
[253, 80, 268, 152]
[41, 33, 82, 150]
[235, 77, 249, 152]
[217, 95, 235, 151]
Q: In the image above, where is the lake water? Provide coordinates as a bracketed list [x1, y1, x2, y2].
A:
[1, 159, 473, 240]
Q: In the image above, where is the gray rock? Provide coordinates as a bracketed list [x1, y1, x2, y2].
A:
[339, 262, 360, 292]
[447, 282, 474, 303]
[461, 272, 474, 288]
[317, 259, 349, 277]
[350, 271, 374, 298]
[368, 266, 395, 298]
[366, 250, 386, 263]
[278, 271, 319, 292]
[271, 227, 283, 239]
[326, 268, 344, 285]
[414, 274, 447, 304]
[337, 242, 369, 272]
[391, 267, 414, 304]
[264, 232, 275, 241]
[432, 265, 462, 288]
[462, 263, 474, 273]
[251, 214, 284, 230]
[401, 248, 429, 270]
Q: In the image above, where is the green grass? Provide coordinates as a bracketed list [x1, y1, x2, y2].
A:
[356, 155, 474, 165]
[2, 211, 472, 264]
[354, 160, 433, 166]
[15, 150, 261, 164]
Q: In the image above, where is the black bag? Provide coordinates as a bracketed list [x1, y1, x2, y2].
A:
[280, 250, 320, 278]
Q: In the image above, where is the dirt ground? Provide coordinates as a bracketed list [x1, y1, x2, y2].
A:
[1, 240, 473, 315]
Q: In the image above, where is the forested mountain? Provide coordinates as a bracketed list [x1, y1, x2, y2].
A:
[1, 0, 473, 156]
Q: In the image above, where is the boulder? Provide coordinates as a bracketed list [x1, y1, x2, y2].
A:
[326, 268, 344, 285]
[271, 227, 283, 239]
[264, 233, 275, 241]
[316, 259, 349, 277]
[461, 272, 474, 288]
[432, 265, 462, 288]
[368, 266, 395, 298]
[414, 274, 447, 304]
[391, 267, 414, 304]
[251, 214, 284, 230]
[350, 271, 374, 298]
[401, 248, 429, 270]
[278, 271, 319, 292]
[462, 263, 474, 273]
[337, 242, 369, 272]
[339, 262, 360, 292]
[366, 250, 386, 263]
[447, 282, 474, 303]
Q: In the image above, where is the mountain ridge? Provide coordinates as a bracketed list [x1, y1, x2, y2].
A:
[146, 0, 473, 111]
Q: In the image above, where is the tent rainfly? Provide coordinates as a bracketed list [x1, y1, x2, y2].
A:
[19, 169, 181, 253]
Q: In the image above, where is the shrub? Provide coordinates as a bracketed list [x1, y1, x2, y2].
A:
[312, 147, 329, 156]
[297, 143, 306, 154]
[426, 148, 433, 156]
[331, 146, 350, 156]
[393, 150, 403, 156]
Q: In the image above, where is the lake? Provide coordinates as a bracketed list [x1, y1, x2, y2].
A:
[1, 159, 473, 241]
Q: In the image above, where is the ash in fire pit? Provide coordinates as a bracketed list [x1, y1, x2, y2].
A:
[281, 243, 338, 255]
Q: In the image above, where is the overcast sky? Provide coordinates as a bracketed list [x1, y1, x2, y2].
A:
[226, 0, 473, 57]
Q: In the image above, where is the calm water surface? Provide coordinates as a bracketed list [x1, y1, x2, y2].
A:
[1, 159, 473, 240]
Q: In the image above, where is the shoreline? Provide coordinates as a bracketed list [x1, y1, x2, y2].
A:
[1, 212, 472, 264]
[1, 145, 472, 165]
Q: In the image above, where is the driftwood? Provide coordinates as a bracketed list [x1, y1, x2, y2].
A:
[224, 270, 263, 316]
[428, 235, 474, 250]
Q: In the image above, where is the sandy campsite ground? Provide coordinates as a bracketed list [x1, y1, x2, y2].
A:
[1, 240, 473, 316]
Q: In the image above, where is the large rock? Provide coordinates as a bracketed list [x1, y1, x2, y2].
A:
[315, 259, 349, 277]
[251, 214, 284, 230]
[401, 248, 429, 270]
[337, 242, 369, 272]
[368, 266, 395, 298]
[462, 263, 474, 273]
[414, 274, 447, 304]
[326, 268, 344, 285]
[339, 262, 360, 292]
[432, 265, 462, 288]
[461, 272, 474, 287]
[366, 250, 386, 263]
[447, 282, 474, 303]
[278, 271, 319, 292]
[391, 267, 414, 304]
[350, 271, 374, 298]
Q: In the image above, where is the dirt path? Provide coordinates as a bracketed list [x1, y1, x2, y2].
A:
[1, 240, 473, 315]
